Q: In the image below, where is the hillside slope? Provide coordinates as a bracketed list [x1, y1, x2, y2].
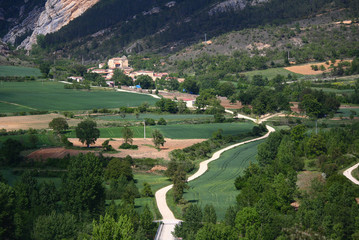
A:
[27, 0, 359, 61]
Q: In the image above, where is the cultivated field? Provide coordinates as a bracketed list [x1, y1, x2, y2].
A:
[155, 122, 255, 139]
[285, 60, 352, 75]
[183, 140, 263, 220]
[243, 67, 303, 80]
[94, 114, 214, 122]
[0, 113, 81, 130]
[66, 122, 255, 139]
[0, 81, 157, 113]
[0, 65, 42, 77]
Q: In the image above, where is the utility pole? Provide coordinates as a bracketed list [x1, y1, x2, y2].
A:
[144, 121, 146, 139]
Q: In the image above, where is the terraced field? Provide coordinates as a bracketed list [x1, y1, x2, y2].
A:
[243, 67, 303, 80]
[183, 140, 264, 220]
[0, 81, 157, 113]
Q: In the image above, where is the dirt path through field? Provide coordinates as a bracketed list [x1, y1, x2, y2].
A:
[154, 111, 276, 240]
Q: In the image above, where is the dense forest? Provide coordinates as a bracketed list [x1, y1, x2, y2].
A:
[0, 153, 158, 239]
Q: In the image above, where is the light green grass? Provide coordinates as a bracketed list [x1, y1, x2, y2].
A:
[182, 140, 263, 220]
[134, 173, 171, 218]
[335, 108, 359, 117]
[67, 122, 255, 139]
[0, 81, 157, 113]
[311, 87, 354, 94]
[0, 65, 42, 77]
[154, 122, 255, 139]
[243, 68, 303, 80]
[0, 101, 31, 113]
[95, 114, 213, 122]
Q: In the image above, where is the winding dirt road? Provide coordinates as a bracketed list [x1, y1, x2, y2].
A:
[343, 163, 359, 185]
[154, 111, 276, 240]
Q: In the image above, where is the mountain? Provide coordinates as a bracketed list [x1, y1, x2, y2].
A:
[1, 0, 99, 50]
[1, 0, 358, 60]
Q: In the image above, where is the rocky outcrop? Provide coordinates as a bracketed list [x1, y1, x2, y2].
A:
[3, 0, 100, 50]
[209, 0, 269, 15]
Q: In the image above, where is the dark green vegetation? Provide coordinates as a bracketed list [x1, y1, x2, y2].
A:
[175, 122, 359, 239]
[0, 65, 42, 77]
[32, 0, 358, 60]
[0, 153, 161, 240]
[0, 81, 157, 113]
[183, 140, 264, 220]
[94, 113, 213, 122]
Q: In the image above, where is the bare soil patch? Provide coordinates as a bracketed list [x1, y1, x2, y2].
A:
[68, 138, 206, 160]
[297, 171, 324, 192]
[285, 60, 352, 75]
[0, 113, 81, 131]
[27, 147, 91, 161]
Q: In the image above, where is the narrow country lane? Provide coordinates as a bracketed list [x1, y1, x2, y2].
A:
[154, 110, 276, 240]
[343, 163, 359, 185]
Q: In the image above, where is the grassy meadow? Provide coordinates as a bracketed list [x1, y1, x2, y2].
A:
[0, 81, 157, 113]
[0, 65, 42, 77]
[182, 140, 263, 220]
[66, 122, 255, 139]
[243, 67, 303, 80]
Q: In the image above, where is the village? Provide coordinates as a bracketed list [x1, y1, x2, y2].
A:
[68, 56, 184, 88]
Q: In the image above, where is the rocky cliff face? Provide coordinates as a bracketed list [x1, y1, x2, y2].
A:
[3, 0, 100, 50]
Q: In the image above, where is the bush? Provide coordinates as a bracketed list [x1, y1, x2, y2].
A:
[157, 118, 167, 125]
[144, 118, 156, 125]
[119, 143, 138, 149]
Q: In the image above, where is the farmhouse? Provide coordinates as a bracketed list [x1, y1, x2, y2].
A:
[108, 56, 129, 69]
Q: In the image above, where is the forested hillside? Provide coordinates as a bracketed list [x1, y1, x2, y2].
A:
[36, 0, 359, 60]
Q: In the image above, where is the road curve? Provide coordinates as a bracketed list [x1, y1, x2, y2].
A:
[343, 163, 359, 185]
[154, 111, 276, 240]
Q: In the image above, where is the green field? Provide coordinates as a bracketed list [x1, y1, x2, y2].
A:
[243, 68, 303, 80]
[182, 140, 263, 220]
[335, 108, 359, 117]
[0, 65, 42, 77]
[95, 114, 213, 122]
[0, 81, 157, 112]
[311, 87, 354, 94]
[0, 101, 32, 113]
[155, 122, 255, 139]
[67, 122, 255, 139]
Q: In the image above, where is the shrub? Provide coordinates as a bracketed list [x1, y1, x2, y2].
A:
[119, 143, 138, 149]
[157, 118, 167, 125]
[144, 118, 156, 125]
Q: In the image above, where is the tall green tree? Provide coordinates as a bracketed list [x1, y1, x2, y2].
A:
[33, 212, 78, 240]
[202, 204, 217, 224]
[92, 213, 134, 240]
[49, 117, 69, 134]
[62, 153, 105, 217]
[0, 182, 15, 239]
[122, 126, 134, 145]
[75, 119, 100, 147]
[152, 129, 165, 149]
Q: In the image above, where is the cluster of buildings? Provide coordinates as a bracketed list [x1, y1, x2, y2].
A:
[68, 56, 184, 88]
[87, 56, 180, 83]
